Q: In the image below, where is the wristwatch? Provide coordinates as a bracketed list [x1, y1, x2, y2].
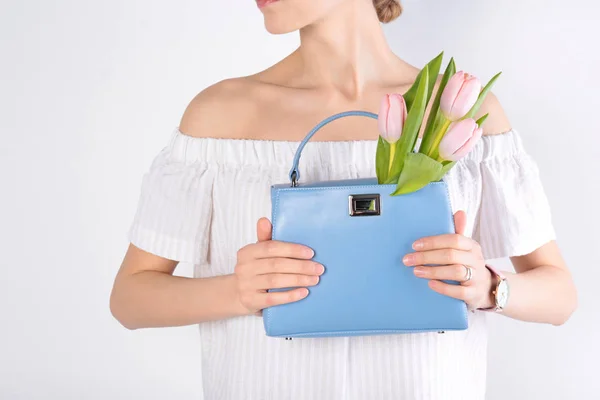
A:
[480, 264, 510, 312]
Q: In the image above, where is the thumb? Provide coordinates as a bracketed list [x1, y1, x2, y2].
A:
[256, 217, 272, 242]
[453, 210, 467, 236]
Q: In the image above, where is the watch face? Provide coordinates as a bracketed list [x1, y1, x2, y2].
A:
[496, 279, 510, 309]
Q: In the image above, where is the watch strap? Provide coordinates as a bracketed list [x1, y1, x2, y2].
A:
[478, 264, 506, 312]
[484, 263, 505, 280]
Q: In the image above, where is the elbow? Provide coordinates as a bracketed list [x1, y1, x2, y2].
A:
[551, 306, 576, 327]
[552, 303, 578, 327]
[551, 281, 578, 326]
[110, 283, 141, 331]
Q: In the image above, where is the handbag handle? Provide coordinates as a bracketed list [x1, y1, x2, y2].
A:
[289, 110, 378, 186]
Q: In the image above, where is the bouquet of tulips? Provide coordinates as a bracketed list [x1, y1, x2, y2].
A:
[376, 52, 501, 195]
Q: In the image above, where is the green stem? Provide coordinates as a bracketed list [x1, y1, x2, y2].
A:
[388, 145, 396, 175]
[428, 118, 452, 160]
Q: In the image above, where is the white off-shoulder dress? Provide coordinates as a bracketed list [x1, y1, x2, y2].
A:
[128, 128, 555, 400]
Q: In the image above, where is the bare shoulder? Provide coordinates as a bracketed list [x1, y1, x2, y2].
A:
[475, 92, 512, 136]
[178, 77, 262, 139]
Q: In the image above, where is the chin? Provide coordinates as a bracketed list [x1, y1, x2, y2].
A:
[264, 21, 302, 35]
[258, 0, 343, 35]
[262, 12, 309, 35]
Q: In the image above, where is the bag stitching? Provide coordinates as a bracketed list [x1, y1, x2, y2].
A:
[268, 326, 467, 338]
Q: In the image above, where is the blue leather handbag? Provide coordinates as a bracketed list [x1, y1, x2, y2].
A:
[263, 111, 468, 338]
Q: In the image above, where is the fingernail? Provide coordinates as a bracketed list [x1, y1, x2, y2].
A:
[305, 248, 315, 258]
[414, 267, 426, 277]
[412, 241, 424, 250]
[315, 264, 325, 275]
[309, 276, 320, 285]
[403, 255, 415, 266]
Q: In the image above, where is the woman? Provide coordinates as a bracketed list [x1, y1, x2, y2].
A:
[110, 1, 577, 399]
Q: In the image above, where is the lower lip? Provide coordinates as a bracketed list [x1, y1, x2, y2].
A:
[257, 0, 279, 9]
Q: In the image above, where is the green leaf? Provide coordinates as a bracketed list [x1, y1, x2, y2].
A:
[475, 113, 489, 127]
[391, 153, 443, 196]
[429, 112, 445, 141]
[463, 71, 502, 120]
[427, 117, 452, 161]
[384, 174, 399, 185]
[435, 160, 456, 181]
[403, 51, 444, 110]
[375, 137, 390, 184]
[419, 58, 456, 156]
[388, 68, 430, 179]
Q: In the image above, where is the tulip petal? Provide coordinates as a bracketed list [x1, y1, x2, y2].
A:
[451, 76, 481, 120]
[386, 94, 405, 143]
[452, 126, 482, 160]
[377, 94, 406, 144]
[440, 71, 465, 120]
[438, 119, 478, 161]
[378, 95, 390, 136]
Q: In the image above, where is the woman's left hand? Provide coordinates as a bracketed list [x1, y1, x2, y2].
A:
[402, 210, 495, 310]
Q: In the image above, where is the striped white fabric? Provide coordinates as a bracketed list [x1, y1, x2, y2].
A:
[128, 129, 555, 400]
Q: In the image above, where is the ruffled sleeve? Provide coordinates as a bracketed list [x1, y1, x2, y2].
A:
[473, 130, 556, 260]
[128, 130, 215, 264]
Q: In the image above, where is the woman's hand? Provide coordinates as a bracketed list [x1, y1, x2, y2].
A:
[234, 218, 324, 316]
[402, 210, 495, 310]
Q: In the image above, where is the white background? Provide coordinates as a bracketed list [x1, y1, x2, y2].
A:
[1, 0, 598, 399]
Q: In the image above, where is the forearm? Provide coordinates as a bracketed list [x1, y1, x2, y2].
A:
[110, 272, 247, 330]
[495, 265, 577, 326]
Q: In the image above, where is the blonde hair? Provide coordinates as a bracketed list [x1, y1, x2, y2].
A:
[373, 0, 402, 23]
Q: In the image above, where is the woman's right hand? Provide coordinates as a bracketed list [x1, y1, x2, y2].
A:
[234, 218, 324, 315]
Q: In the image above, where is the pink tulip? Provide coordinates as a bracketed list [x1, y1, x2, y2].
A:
[378, 94, 407, 144]
[440, 71, 482, 121]
[438, 119, 482, 161]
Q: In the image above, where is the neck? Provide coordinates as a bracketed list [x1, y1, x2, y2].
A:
[295, 0, 399, 98]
